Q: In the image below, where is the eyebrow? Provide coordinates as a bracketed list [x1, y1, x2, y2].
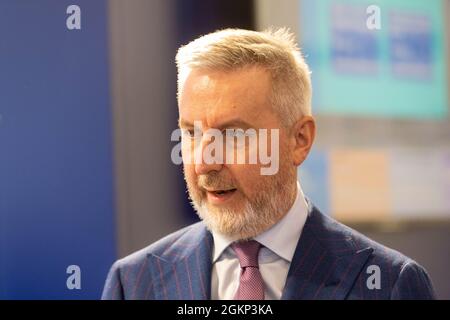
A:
[178, 119, 195, 128]
[179, 118, 253, 130]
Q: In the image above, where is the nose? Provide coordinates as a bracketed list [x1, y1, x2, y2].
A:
[194, 133, 223, 175]
[195, 161, 223, 175]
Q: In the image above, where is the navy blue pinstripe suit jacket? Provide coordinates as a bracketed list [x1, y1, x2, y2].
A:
[102, 201, 436, 300]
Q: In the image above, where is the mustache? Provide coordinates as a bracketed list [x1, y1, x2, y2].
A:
[197, 173, 236, 190]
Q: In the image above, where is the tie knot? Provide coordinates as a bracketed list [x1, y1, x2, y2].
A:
[231, 240, 261, 268]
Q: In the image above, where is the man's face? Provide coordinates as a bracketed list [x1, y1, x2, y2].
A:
[178, 66, 297, 240]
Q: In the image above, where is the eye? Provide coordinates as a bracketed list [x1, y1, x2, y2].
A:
[225, 128, 246, 139]
[181, 128, 195, 138]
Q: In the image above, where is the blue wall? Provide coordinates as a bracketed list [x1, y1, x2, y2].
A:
[0, 0, 116, 299]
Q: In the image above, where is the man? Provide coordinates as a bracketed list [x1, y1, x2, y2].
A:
[102, 28, 436, 300]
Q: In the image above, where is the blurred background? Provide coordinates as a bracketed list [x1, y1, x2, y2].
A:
[0, 0, 449, 299]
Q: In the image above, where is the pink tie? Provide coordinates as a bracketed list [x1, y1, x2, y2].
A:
[231, 240, 265, 300]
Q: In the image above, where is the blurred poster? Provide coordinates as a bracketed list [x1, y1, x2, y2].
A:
[331, 2, 379, 75]
[300, 0, 448, 118]
[389, 11, 433, 79]
[390, 148, 450, 218]
[329, 149, 391, 222]
[301, 147, 450, 222]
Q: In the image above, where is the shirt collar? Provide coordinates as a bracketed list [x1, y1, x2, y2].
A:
[211, 181, 309, 263]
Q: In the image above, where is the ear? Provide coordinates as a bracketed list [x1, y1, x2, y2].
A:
[291, 116, 316, 166]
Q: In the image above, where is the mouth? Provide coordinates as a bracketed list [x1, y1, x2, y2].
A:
[205, 188, 237, 204]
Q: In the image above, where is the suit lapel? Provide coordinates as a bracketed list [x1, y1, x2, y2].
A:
[281, 205, 373, 300]
[145, 203, 373, 300]
[147, 223, 213, 300]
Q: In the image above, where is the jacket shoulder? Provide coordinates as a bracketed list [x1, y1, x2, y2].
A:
[310, 206, 436, 299]
[101, 222, 205, 299]
[312, 205, 416, 264]
[115, 221, 204, 268]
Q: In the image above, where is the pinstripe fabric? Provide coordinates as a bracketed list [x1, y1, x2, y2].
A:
[102, 199, 436, 300]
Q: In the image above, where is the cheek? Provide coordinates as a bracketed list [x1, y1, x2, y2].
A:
[183, 164, 197, 184]
[181, 139, 196, 164]
[227, 164, 263, 195]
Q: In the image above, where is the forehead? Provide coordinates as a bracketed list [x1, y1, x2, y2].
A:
[178, 66, 273, 127]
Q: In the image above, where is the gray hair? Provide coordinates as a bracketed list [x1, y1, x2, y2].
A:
[176, 28, 312, 126]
